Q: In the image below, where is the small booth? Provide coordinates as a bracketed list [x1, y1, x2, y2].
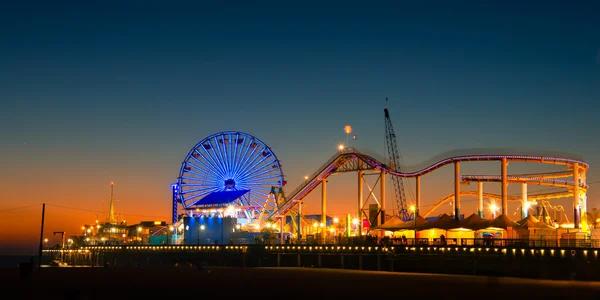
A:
[388, 216, 430, 242]
[476, 214, 520, 246]
[517, 214, 557, 246]
[419, 214, 459, 245]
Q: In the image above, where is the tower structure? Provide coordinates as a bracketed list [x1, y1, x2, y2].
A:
[384, 98, 410, 220]
[108, 181, 116, 224]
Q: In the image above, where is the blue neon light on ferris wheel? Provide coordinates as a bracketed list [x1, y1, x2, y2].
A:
[177, 131, 285, 212]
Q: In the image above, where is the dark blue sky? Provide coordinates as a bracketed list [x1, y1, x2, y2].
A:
[1, 1, 599, 247]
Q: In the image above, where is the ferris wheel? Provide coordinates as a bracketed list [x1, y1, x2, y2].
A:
[177, 131, 285, 219]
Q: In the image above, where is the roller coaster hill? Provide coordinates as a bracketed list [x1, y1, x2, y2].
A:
[169, 129, 593, 248]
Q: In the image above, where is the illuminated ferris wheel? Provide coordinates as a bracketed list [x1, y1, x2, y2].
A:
[177, 131, 285, 219]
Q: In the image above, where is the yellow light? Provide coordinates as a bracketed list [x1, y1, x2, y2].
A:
[319, 222, 324, 228]
[338, 144, 344, 151]
[490, 203, 498, 212]
[304, 176, 309, 180]
[352, 218, 359, 225]
[344, 125, 352, 134]
[333, 217, 339, 223]
[410, 205, 416, 212]
[313, 223, 318, 228]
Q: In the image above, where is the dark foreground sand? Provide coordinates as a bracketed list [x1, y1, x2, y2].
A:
[2, 266, 600, 299]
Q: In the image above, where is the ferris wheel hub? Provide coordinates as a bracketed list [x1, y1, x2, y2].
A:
[224, 178, 236, 189]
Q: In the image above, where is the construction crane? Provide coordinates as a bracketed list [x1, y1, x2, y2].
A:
[384, 99, 410, 221]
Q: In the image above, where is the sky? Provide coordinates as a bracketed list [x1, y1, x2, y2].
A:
[1, 0, 599, 253]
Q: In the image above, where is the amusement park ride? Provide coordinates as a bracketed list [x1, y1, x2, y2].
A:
[171, 102, 591, 243]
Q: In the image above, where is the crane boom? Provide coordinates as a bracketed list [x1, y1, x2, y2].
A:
[384, 104, 410, 221]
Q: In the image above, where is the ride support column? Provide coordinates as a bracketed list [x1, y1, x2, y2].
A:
[477, 181, 483, 218]
[358, 171, 363, 236]
[501, 158, 508, 216]
[416, 176, 421, 218]
[380, 169, 386, 226]
[573, 163, 580, 229]
[522, 183, 528, 219]
[321, 179, 327, 243]
[454, 162, 460, 221]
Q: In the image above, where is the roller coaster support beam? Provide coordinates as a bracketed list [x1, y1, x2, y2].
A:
[501, 158, 508, 215]
[280, 217, 284, 245]
[297, 201, 302, 240]
[357, 171, 363, 235]
[416, 176, 421, 217]
[522, 183, 528, 219]
[573, 162, 580, 230]
[478, 182, 483, 218]
[380, 169, 386, 226]
[321, 179, 327, 243]
[454, 162, 460, 221]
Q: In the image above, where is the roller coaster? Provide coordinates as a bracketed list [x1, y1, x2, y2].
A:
[269, 147, 589, 231]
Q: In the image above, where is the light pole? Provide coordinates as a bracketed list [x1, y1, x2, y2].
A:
[490, 203, 498, 219]
[200, 225, 205, 244]
[410, 205, 417, 245]
[168, 226, 174, 245]
[352, 218, 359, 237]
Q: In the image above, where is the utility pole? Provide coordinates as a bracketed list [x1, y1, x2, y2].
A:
[38, 203, 46, 271]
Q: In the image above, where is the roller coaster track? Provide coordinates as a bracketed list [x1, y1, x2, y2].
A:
[269, 148, 588, 219]
[421, 190, 573, 218]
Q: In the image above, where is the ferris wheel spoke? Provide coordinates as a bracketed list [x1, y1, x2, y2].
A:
[194, 148, 227, 179]
[236, 154, 272, 181]
[213, 135, 231, 177]
[231, 133, 249, 179]
[180, 175, 218, 186]
[247, 197, 265, 208]
[181, 186, 221, 195]
[238, 166, 278, 183]
[232, 144, 262, 180]
[190, 150, 225, 179]
[221, 133, 234, 177]
[237, 158, 275, 181]
[201, 138, 228, 179]
[184, 161, 219, 179]
[228, 133, 239, 176]
[182, 172, 220, 186]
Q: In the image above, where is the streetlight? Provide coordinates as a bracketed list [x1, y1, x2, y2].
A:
[490, 203, 498, 219]
[199, 225, 206, 244]
[410, 205, 417, 245]
[344, 125, 352, 148]
[352, 218, 359, 236]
